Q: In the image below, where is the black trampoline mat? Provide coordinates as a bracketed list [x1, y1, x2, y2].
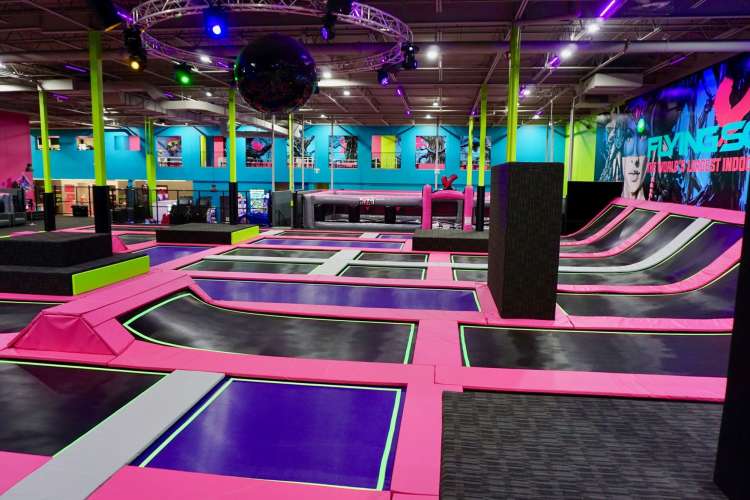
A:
[0, 301, 58, 333]
[277, 231, 362, 238]
[558, 266, 739, 319]
[0, 361, 162, 455]
[222, 248, 336, 259]
[559, 222, 743, 285]
[454, 269, 487, 282]
[560, 204, 626, 242]
[122, 293, 416, 363]
[182, 260, 318, 274]
[461, 326, 730, 377]
[340, 265, 425, 280]
[559, 215, 695, 267]
[117, 233, 156, 245]
[559, 209, 656, 254]
[356, 252, 428, 263]
[451, 254, 486, 265]
[441, 391, 725, 500]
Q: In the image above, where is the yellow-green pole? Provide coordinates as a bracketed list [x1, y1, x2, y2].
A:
[88, 31, 110, 233]
[288, 113, 294, 191]
[466, 116, 474, 187]
[38, 89, 56, 231]
[228, 88, 239, 224]
[145, 118, 156, 210]
[506, 24, 521, 162]
[478, 84, 488, 188]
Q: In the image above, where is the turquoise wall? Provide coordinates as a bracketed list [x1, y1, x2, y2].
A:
[31, 124, 567, 192]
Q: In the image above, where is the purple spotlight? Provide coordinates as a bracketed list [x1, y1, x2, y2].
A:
[377, 68, 390, 86]
[548, 56, 560, 68]
[50, 93, 69, 101]
[598, 0, 619, 18]
[396, 86, 404, 97]
[64, 64, 88, 74]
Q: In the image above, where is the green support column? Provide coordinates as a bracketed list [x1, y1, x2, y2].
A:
[88, 31, 111, 233]
[228, 88, 239, 224]
[38, 89, 56, 231]
[506, 24, 521, 163]
[288, 113, 294, 191]
[145, 118, 156, 215]
[466, 116, 474, 188]
[475, 84, 488, 231]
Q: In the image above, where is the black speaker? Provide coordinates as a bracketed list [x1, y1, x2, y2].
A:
[86, 0, 121, 31]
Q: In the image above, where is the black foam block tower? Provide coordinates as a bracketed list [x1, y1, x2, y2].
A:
[715, 206, 750, 499]
[487, 162, 563, 319]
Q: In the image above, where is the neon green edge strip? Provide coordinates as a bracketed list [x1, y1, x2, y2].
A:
[71, 255, 150, 295]
[230, 226, 260, 245]
[137, 377, 404, 492]
[459, 326, 471, 367]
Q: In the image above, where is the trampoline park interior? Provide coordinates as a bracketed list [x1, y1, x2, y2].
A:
[3, 2, 750, 500]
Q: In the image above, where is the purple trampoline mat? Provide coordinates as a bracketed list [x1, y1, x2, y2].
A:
[255, 238, 403, 249]
[196, 279, 479, 311]
[378, 234, 413, 239]
[135, 379, 403, 490]
[136, 245, 208, 266]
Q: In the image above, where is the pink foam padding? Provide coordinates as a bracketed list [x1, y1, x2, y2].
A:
[392, 496, 438, 500]
[559, 211, 669, 258]
[10, 231, 36, 237]
[478, 283, 575, 328]
[0, 332, 17, 349]
[0, 292, 72, 302]
[0, 347, 115, 365]
[11, 314, 114, 354]
[391, 383, 461, 495]
[436, 366, 725, 402]
[421, 185, 432, 229]
[462, 185, 474, 231]
[111, 236, 129, 253]
[0, 452, 50, 495]
[90, 466, 390, 500]
[426, 253, 454, 281]
[110, 340, 433, 387]
[402, 239, 414, 251]
[412, 320, 461, 367]
[152, 244, 229, 271]
[123, 241, 156, 252]
[560, 206, 635, 247]
[568, 315, 733, 332]
[558, 241, 742, 294]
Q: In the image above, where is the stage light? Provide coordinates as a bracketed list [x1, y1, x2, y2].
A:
[320, 114, 327, 118]
[636, 117, 647, 135]
[204, 2, 228, 39]
[426, 114, 432, 119]
[321, 12, 337, 41]
[343, 89, 351, 96]
[199, 54, 212, 64]
[586, 22, 601, 34]
[521, 87, 531, 97]
[123, 26, 147, 72]
[426, 46, 439, 61]
[432, 101, 439, 107]
[322, 69, 333, 79]
[532, 112, 541, 120]
[174, 63, 194, 86]
[560, 45, 575, 60]
[401, 42, 419, 70]
[205, 91, 213, 97]
[377, 68, 390, 86]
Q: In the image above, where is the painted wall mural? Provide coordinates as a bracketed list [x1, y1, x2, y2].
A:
[595, 53, 750, 211]
[415, 135, 446, 170]
[460, 136, 491, 170]
[329, 135, 357, 169]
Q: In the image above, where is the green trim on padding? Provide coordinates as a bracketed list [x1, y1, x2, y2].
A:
[230, 226, 260, 244]
[71, 255, 150, 295]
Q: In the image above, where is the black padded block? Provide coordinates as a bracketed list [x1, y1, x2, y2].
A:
[0, 232, 112, 267]
[155, 223, 257, 244]
[412, 229, 488, 252]
[488, 162, 563, 319]
[564, 181, 622, 233]
[715, 206, 750, 499]
[0, 253, 143, 295]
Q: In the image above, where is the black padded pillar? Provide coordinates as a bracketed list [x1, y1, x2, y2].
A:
[475, 185, 486, 232]
[715, 206, 750, 499]
[43, 192, 56, 232]
[228, 182, 239, 225]
[92, 185, 111, 234]
[487, 162, 563, 319]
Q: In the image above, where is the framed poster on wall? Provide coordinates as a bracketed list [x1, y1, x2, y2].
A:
[372, 135, 401, 169]
[416, 135, 445, 169]
[246, 137, 273, 168]
[329, 135, 358, 168]
[157, 136, 183, 167]
[460, 136, 491, 170]
[293, 135, 315, 169]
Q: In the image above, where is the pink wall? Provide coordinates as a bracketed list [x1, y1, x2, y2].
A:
[0, 111, 33, 208]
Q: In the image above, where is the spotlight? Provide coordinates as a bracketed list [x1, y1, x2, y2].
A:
[123, 26, 147, 72]
[532, 112, 541, 120]
[205, 91, 213, 97]
[320, 114, 327, 119]
[636, 117, 647, 135]
[426, 114, 433, 120]
[396, 86, 404, 97]
[322, 69, 333, 79]
[522, 87, 531, 97]
[377, 67, 390, 86]
[204, 2, 228, 39]
[199, 54, 212, 64]
[432, 101, 439, 107]
[343, 89, 351, 96]
[401, 42, 419, 70]
[174, 63, 194, 86]
[326, 0, 353, 15]
[586, 22, 601, 34]
[560, 45, 576, 60]
[321, 12, 337, 41]
[426, 46, 439, 61]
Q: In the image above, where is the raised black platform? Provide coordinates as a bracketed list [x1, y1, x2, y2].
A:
[412, 229, 488, 252]
[0, 253, 149, 295]
[0, 232, 112, 267]
[155, 223, 259, 245]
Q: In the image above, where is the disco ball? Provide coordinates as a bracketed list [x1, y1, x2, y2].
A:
[234, 34, 317, 114]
